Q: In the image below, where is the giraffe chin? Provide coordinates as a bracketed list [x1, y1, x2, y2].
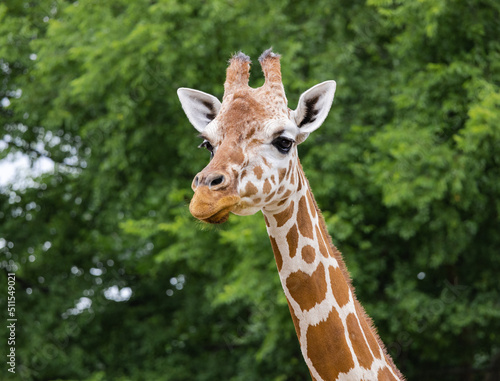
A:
[189, 191, 241, 224]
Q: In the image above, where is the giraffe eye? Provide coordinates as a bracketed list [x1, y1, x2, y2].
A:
[198, 140, 215, 158]
[272, 137, 294, 154]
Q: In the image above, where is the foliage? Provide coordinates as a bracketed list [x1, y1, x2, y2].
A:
[1, 0, 499, 380]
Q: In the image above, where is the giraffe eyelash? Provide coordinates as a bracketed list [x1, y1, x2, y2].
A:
[198, 139, 215, 158]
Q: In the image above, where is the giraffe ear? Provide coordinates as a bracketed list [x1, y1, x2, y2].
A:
[177, 88, 222, 132]
[292, 80, 336, 142]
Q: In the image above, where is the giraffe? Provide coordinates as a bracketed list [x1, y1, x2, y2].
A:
[177, 49, 404, 381]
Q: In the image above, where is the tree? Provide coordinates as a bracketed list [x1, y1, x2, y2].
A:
[1, 0, 499, 380]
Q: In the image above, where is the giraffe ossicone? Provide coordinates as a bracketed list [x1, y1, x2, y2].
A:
[178, 49, 404, 381]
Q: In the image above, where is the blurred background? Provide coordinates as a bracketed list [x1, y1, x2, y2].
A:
[1, 0, 499, 380]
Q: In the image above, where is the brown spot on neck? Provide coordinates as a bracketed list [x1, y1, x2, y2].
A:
[301, 245, 316, 264]
[297, 195, 314, 239]
[306, 308, 355, 380]
[346, 313, 374, 369]
[329, 266, 350, 307]
[286, 224, 299, 258]
[286, 262, 327, 311]
[273, 200, 294, 228]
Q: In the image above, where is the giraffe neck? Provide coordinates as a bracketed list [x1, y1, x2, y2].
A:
[262, 170, 402, 381]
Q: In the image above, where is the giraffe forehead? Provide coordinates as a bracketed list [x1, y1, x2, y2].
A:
[219, 91, 269, 128]
[206, 91, 294, 143]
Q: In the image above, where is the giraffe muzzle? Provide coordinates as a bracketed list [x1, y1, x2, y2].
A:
[190, 170, 240, 224]
[189, 188, 241, 224]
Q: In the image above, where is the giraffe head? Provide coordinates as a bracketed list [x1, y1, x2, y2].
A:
[178, 49, 336, 224]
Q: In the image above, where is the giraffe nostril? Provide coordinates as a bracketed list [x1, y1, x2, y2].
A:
[194, 176, 200, 187]
[209, 174, 225, 188]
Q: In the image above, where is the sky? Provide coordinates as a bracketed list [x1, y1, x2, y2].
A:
[0, 149, 54, 187]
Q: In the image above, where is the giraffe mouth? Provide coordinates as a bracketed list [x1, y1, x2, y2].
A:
[189, 189, 241, 224]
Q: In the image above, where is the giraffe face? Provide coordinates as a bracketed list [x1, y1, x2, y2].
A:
[185, 91, 300, 223]
[178, 51, 336, 224]
[198, 102, 300, 220]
